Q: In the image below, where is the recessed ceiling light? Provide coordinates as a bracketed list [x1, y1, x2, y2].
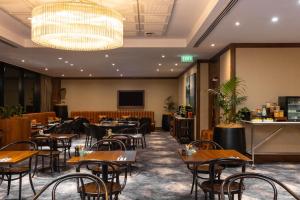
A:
[170, 68, 174, 72]
[175, 63, 178, 66]
[70, 63, 74, 66]
[158, 63, 162, 66]
[120, 74, 123, 77]
[122, 17, 126, 21]
[89, 74, 92, 77]
[105, 54, 109, 58]
[112, 63, 115, 66]
[21, 59, 25, 63]
[298, 0, 300, 4]
[27, 17, 32, 20]
[58, 57, 63, 60]
[80, 69, 84, 72]
[116, 69, 119, 72]
[65, 61, 69, 64]
[161, 54, 165, 58]
[271, 16, 279, 23]
[61, 74, 65, 77]
[235, 21, 240, 26]
[211, 43, 215, 47]
[45, 68, 48, 71]
[156, 68, 160, 72]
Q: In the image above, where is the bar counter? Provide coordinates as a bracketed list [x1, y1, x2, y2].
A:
[242, 120, 300, 167]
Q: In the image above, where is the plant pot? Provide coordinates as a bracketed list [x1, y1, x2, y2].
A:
[213, 126, 246, 154]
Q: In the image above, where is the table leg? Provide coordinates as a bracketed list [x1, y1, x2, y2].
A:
[194, 167, 197, 200]
[102, 164, 108, 182]
[251, 126, 255, 169]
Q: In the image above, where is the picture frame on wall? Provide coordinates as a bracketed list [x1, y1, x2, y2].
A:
[186, 73, 196, 113]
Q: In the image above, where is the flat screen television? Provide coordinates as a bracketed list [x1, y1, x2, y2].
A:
[118, 90, 145, 109]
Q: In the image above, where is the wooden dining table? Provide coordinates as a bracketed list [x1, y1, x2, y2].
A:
[178, 149, 251, 200]
[67, 150, 137, 181]
[0, 150, 39, 165]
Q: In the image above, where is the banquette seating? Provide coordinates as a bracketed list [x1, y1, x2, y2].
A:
[70, 111, 155, 130]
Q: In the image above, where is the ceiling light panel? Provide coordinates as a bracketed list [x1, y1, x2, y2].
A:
[0, 0, 174, 38]
[139, 0, 174, 14]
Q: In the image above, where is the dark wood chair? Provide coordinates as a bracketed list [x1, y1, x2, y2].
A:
[136, 123, 148, 148]
[89, 139, 126, 178]
[89, 139, 126, 151]
[31, 135, 61, 174]
[33, 173, 108, 200]
[83, 122, 91, 147]
[199, 158, 247, 200]
[220, 172, 300, 200]
[108, 134, 137, 150]
[188, 140, 224, 194]
[76, 160, 127, 200]
[0, 140, 37, 199]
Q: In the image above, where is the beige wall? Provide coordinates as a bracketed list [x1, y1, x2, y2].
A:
[177, 63, 210, 138]
[236, 47, 300, 154]
[236, 48, 300, 110]
[178, 64, 197, 105]
[61, 79, 178, 127]
[220, 49, 231, 83]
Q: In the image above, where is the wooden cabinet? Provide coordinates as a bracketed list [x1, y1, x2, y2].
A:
[171, 116, 194, 144]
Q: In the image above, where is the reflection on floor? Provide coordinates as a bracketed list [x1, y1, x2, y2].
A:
[0, 131, 299, 199]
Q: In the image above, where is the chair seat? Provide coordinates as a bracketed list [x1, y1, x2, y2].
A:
[200, 180, 243, 194]
[190, 164, 224, 174]
[0, 166, 30, 174]
[38, 150, 60, 156]
[91, 165, 121, 174]
[79, 181, 122, 196]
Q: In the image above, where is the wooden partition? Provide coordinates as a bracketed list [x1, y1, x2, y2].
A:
[71, 111, 155, 124]
[23, 112, 56, 124]
[0, 117, 31, 147]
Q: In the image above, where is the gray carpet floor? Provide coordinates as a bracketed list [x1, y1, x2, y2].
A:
[0, 131, 300, 199]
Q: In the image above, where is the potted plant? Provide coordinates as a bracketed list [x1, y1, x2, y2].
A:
[163, 96, 176, 113]
[237, 107, 251, 121]
[208, 77, 247, 153]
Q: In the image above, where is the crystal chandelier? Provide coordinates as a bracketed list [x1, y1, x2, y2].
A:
[31, 1, 123, 51]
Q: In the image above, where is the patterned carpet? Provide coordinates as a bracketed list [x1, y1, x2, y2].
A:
[0, 131, 300, 199]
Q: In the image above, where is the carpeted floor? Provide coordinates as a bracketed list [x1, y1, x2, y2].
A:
[0, 131, 300, 199]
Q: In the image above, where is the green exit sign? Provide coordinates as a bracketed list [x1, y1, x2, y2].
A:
[181, 55, 194, 63]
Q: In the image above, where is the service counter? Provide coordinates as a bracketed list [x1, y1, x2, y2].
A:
[242, 120, 300, 167]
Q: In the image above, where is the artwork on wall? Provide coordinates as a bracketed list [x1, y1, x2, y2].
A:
[186, 73, 196, 113]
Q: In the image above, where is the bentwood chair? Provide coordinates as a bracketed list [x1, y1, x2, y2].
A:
[76, 160, 127, 200]
[199, 158, 247, 200]
[188, 140, 224, 194]
[31, 135, 61, 174]
[136, 123, 148, 148]
[89, 139, 126, 178]
[33, 173, 108, 200]
[0, 141, 37, 199]
[108, 134, 137, 150]
[220, 173, 300, 200]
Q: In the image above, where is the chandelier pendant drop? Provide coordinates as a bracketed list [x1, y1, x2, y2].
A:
[31, 1, 123, 51]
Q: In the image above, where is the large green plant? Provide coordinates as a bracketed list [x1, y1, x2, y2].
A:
[0, 105, 24, 119]
[208, 77, 247, 125]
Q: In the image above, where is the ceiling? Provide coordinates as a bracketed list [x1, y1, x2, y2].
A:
[0, 0, 299, 77]
[0, 0, 176, 37]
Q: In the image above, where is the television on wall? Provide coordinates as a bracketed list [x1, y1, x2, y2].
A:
[118, 90, 145, 109]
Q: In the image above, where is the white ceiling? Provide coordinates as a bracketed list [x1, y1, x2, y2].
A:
[0, 0, 300, 77]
